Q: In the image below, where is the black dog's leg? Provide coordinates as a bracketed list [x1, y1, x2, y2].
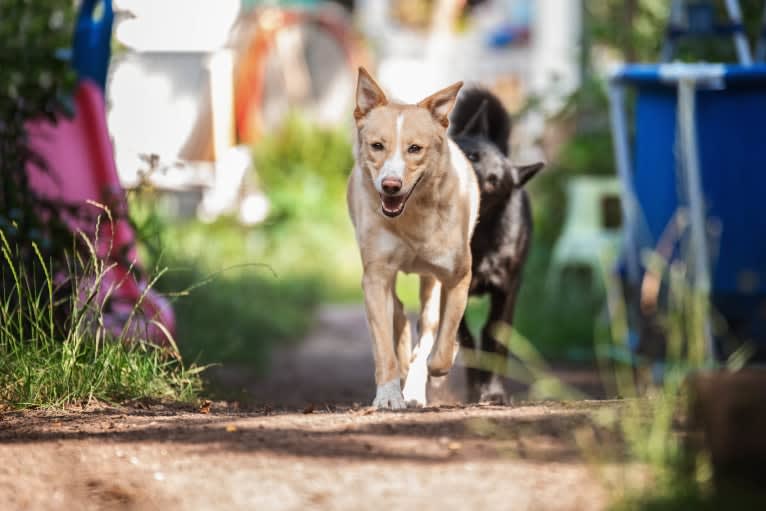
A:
[474, 278, 523, 403]
[472, 289, 510, 403]
[463, 288, 511, 403]
[459, 317, 488, 402]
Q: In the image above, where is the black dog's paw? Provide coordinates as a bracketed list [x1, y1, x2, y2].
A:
[466, 374, 508, 404]
[478, 377, 508, 405]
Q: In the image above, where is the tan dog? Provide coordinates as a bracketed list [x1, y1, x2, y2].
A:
[347, 68, 480, 409]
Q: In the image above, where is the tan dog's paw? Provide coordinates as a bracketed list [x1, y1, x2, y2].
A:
[402, 351, 428, 407]
[402, 380, 427, 408]
[373, 380, 407, 410]
[427, 343, 459, 377]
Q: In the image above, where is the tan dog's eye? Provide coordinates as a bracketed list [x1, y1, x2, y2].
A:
[371, 142, 384, 151]
[407, 144, 422, 154]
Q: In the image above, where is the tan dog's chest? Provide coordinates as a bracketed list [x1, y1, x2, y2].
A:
[378, 222, 461, 278]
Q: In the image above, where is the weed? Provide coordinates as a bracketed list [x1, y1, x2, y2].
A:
[0, 226, 202, 408]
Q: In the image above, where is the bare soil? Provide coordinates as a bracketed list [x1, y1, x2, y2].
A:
[0, 306, 624, 511]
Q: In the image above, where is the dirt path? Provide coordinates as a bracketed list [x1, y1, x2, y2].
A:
[0, 306, 622, 511]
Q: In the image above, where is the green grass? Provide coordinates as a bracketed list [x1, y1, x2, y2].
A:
[0, 335, 202, 407]
[0, 231, 202, 408]
[130, 200, 351, 370]
[149, 221, 324, 369]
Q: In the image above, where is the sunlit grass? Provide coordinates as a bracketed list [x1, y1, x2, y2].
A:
[0, 229, 202, 408]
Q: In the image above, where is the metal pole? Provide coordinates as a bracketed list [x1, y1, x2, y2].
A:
[608, 82, 640, 285]
[677, 78, 714, 359]
[724, 0, 754, 65]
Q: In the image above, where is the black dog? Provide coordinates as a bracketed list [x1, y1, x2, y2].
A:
[449, 88, 544, 402]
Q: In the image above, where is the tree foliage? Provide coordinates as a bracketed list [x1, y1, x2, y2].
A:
[586, 0, 764, 63]
[0, 1, 76, 260]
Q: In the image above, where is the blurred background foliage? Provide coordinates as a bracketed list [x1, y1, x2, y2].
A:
[0, 0, 79, 334]
[131, 116, 361, 369]
[0, 0, 77, 271]
[585, 0, 764, 64]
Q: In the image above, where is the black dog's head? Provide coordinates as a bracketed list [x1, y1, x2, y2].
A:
[452, 99, 544, 212]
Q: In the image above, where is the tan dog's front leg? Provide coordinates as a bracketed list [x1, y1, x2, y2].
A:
[362, 268, 407, 409]
[428, 269, 472, 377]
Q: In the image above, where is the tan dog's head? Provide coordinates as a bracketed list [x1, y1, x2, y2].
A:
[354, 67, 463, 218]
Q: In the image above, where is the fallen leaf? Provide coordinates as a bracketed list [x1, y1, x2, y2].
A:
[448, 441, 462, 451]
[225, 424, 237, 432]
[303, 404, 315, 414]
[198, 400, 212, 414]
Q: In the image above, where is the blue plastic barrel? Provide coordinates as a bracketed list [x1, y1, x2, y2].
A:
[613, 64, 766, 350]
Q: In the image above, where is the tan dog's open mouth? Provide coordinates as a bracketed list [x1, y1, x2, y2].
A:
[380, 194, 407, 217]
[379, 175, 423, 218]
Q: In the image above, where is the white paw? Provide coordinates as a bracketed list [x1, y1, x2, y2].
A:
[402, 351, 428, 407]
[372, 379, 407, 410]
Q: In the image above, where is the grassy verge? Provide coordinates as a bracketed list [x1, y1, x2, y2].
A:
[0, 335, 201, 407]
[0, 233, 202, 408]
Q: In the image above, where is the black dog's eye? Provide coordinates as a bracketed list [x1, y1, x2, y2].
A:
[371, 142, 384, 151]
[467, 152, 480, 162]
[407, 144, 422, 154]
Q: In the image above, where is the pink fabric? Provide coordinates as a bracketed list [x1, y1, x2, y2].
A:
[26, 81, 175, 346]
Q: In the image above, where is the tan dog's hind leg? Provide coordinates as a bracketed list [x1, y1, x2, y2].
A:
[362, 267, 407, 409]
[428, 270, 472, 377]
[402, 275, 441, 407]
[393, 293, 412, 381]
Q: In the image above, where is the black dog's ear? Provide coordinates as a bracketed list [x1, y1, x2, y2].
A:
[458, 100, 489, 137]
[511, 162, 545, 187]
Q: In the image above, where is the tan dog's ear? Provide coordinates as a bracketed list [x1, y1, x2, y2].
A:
[418, 81, 463, 128]
[354, 67, 388, 121]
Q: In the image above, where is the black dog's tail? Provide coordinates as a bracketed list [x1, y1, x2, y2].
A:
[449, 88, 512, 156]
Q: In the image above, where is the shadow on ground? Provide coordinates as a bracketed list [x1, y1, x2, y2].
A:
[0, 401, 624, 464]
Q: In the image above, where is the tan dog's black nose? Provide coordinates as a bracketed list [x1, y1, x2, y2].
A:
[381, 177, 402, 195]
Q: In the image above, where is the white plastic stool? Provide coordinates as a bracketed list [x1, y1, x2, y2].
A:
[548, 176, 623, 290]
